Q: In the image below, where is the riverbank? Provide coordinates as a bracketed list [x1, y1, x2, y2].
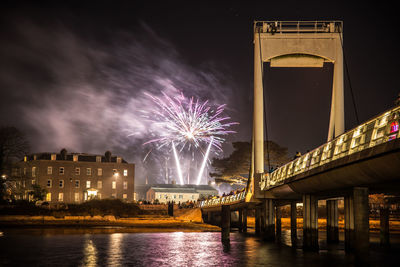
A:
[0, 208, 220, 232]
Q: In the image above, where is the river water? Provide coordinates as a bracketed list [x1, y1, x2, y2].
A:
[0, 228, 399, 266]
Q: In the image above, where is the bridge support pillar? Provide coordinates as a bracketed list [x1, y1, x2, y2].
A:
[303, 194, 318, 251]
[255, 207, 261, 234]
[345, 187, 369, 260]
[238, 209, 243, 232]
[326, 199, 339, 243]
[262, 199, 275, 241]
[221, 205, 230, 242]
[344, 195, 355, 252]
[276, 206, 282, 239]
[291, 201, 297, 246]
[243, 208, 248, 233]
[380, 204, 390, 247]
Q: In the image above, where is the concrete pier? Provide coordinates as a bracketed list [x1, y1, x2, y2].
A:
[221, 205, 230, 242]
[255, 207, 261, 234]
[380, 204, 390, 247]
[344, 195, 355, 252]
[302, 194, 318, 250]
[242, 208, 248, 233]
[353, 187, 369, 260]
[290, 201, 297, 245]
[326, 199, 339, 243]
[238, 209, 243, 232]
[276, 206, 282, 238]
[262, 199, 275, 241]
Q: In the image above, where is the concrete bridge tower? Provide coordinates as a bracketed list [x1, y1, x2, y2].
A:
[252, 21, 344, 197]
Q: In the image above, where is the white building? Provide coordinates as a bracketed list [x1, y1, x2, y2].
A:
[146, 184, 218, 204]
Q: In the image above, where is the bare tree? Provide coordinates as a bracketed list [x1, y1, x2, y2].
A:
[0, 126, 30, 175]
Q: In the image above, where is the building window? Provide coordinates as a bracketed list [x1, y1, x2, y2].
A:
[86, 168, 91, 176]
[51, 154, 56, 160]
[58, 193, 64, 202]
[179, 195, 183, 199]
[98, 168, 102, 176]
[75, 180, 80, 188]
[97, 180, 102, 189]
[192, 195, 195, 199]
[32, 179, 36, 185]
[112, 193, 116, 198]
[32, 167, 36, 177]
[33, 155, 37, 160]
[59, 167, 64, 175]
[73, 155, 78, 162]
[24, 156, 27, 162]
[98, 193, 102, 199]
[59, 180, 64, 188]
[46, 193, 51, 202]
[117, 157, 122, 164]
[123, 169, 128, 176]
[123, 194, 127, 199]
[174, 195, 176, 199]
[23, 168, 26, 176]
[112, 181, 116, 189]
[75, 167, 80, 175]
[123, 181, 128, 189]
[74, 192, 80, 202]
[86, 180, 91, 188]
[113, 169, 118, 176]
[47, 166, 52, 175]
[47, 179, 52, 188]
[96, 156, 101, 162]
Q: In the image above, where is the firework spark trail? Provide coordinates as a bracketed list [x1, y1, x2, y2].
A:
[172, 142, 184, 185]
[143, 91, 239, 152]
[196, 136, 214, 185]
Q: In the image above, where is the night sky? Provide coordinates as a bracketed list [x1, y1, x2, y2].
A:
[1, 1, 399, 183]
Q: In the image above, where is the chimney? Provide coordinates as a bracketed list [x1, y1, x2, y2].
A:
[171, 179, 176, 185]
[60, 148, 67, 160]
[105, 151, 112, 162]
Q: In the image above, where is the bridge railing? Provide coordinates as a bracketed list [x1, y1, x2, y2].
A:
[254, 21, 343, 34]
[261, 105, 400, 190]
[198, 191, 246, 208]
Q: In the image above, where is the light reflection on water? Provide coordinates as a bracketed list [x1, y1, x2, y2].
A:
[0, 228, 399, 266]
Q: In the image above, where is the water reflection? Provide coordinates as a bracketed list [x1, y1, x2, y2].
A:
[107, 233, 123, 267]
[81, 236, 98, 267]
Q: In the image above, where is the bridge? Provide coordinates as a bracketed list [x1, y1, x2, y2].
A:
[199, 21, 400, 259]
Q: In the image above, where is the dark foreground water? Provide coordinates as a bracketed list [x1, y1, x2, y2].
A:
[0, 228, 399, 266]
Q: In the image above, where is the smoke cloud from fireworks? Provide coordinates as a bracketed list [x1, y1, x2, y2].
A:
[0, 18, 242, 183]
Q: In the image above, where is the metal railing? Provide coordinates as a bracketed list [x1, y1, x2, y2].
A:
[254, 21, 342, 34]
[198, 191, 246, 208]
[260, 105, 400, 190]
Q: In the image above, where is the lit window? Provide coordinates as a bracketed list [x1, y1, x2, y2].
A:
[390, 121, 399, 133]
[33, 155, 37, 160]
[75, 180, 80, 188]
[74, 192, 80, 202]
[86, 168, 91, 176]
[113, 169, 118, 175]
[32, 179, 36, 185]
[75, 167, 80, 175]
[98, 168, 102, 176]
[73, 155, 78, 162]
[86, 181, 91, 188]
[59, 180, 64, 188]
[47, 179, 52, 188]
[112, 181, 116, 189]
[46, 193, 51, 202]
[97, 180, 102, 189]
[96, 156, 101, 162]
[24, 156, 27, 162]
[123, 169, 128, 176]
[123, 194, 127, 199]
[32, 167, 36, 177]
[47, 166, 52, 175]
[51, 154, 56, 160]
[59, 167, 64, 175]
[58, 193, 64, 202]
[117, 157, 122, 163]
[123, 181, 128, 189]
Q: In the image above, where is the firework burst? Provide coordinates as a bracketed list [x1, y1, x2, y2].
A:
[143, 91, 238, 152]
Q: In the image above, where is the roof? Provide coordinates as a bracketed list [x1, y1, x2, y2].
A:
[146, 184, 218, 194]
[24, 152, 129, 163]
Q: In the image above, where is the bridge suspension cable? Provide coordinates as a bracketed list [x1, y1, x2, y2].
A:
[337, 25, 360, 125]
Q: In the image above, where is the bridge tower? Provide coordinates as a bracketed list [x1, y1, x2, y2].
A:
[252, 21, 344, 197]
